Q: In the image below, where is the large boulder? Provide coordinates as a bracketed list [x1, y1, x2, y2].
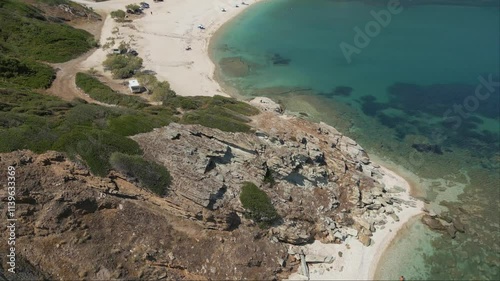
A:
[271, 222, 314, 245]
[249, 97, 283, 113]
[358, 232, 372, 246]
[422, 214, 446, 230]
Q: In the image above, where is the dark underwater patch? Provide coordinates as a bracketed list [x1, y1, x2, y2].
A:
[270, 53, 291, 65]
[359, 95, 388, 116]
[333, 86, 353, 96]
[318, 86, 353, 98]
[412, 143, 444, 154]
[386, 81, 499, 119]
[355, 79, 499, 154]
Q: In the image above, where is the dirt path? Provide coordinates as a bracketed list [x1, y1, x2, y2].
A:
[47, 51, 97, 102]
[46, 12, 106, 103]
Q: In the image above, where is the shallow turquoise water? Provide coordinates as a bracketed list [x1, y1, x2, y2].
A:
[213, 0, 500, 279]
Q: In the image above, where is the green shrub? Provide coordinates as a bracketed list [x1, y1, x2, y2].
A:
[161, 95, 258, 133]
[0, 87, 175, 177]
[125, 4, 141, 11]
[182, 110, 252, 133]
[110, 152, 171, 196]
[163, 95, 207, 110]
[75, 72, 147, 108]
[0, 124, 59, 153]
[0, 89, 67, 152]
[0, 55, 55, 89]
[36, 0, 71, 6]
[239, 182, 279, 228]
[60, 103, 121, 129]
[209, 95, 260, 116]
[136, 73, 176, 102]
[53, 128, 142, 176]
[107, 113, 171, 136]
[110, 9, 126, 21]
[103, 54, 143, 79]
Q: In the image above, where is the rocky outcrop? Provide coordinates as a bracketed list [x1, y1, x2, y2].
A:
[421, 210, 467, 239]
[0, 97, 422, 279]
[422, 214, 447, 230]
[250, 97, 283, 113]
[0, 151, 287, 280]
[131, 100, 418, 247]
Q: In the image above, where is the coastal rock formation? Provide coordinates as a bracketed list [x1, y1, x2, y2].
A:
[421, 210, 467, 239]
[0, 97, 420, 279]
[131, 97, 419, 248]
[249, 97, 283, 113]
[0, 151, 287, 280]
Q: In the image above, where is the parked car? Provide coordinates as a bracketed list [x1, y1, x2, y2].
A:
[127, 8, 142, 14]
[111, 48, 126, 55]
[140, 2, 150, 8]
[128, 49, 139, 56]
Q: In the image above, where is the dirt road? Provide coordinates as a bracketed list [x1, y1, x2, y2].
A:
[46, 13, 106, 102]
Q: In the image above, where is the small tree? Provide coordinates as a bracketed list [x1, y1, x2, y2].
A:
[136, 73, 158, 87]
[240, 182, 279, 228]
[110, 9, 126, 21]
[136, 73, 176, 101]
[103, 55, 143, 79]
[125, 4, 141, 11]
[118, 41, 130, 53]
[151, 81, 176, 101]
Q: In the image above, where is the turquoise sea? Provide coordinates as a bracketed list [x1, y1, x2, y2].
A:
[211, 0, 500, 280]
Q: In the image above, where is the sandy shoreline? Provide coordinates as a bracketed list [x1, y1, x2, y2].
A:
[287, 162, 423, 281]
[75, 0, 261, 97]
[73, 1, 424, 280]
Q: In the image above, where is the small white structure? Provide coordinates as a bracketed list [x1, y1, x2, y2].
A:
[128, 79, 142, 93]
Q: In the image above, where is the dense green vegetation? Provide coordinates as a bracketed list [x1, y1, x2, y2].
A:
[136, 73, 176, 102]
[110, 152, 171, 196]
[36, 0, 76, 5]
[0, 55, 55, 89]
[239, 182, 279, 228]
[103, 54, 143, 79]
[110, 9, 126, 21]
[0, 89, 151, 176]
[54, 128, 142, 176]
[75, 72, 147, 108]
[125, 3, 141, 11]
[0, 0, 96, 63]
[165, 95, 259, 133]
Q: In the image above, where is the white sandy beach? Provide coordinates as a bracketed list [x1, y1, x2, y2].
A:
[73, 1, 424, 280]
[76, 0, 261, 97]
[287, 163, 424, 280]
